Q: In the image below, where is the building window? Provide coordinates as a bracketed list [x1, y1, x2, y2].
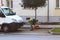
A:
[6, 0, 9, 7]
[6, 0, 13, 8]
[11, 0, 13, 8]
[56, 0, 59, 8]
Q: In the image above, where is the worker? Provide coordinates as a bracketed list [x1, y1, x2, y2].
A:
[28, 18, 36, 31]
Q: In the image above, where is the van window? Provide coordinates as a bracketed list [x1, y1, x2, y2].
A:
[2, 8, 15, 16]
[0, 10, 5, 17]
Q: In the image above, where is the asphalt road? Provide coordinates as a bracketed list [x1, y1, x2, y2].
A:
[0, 34, 60, 40]
[0, 25, 60, 40]
[0, 27, 59, 40]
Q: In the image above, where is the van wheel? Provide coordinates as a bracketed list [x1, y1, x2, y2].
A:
[2, 25, 9, 32]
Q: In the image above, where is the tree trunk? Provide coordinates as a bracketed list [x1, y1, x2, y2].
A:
[35, 8, 37, 20]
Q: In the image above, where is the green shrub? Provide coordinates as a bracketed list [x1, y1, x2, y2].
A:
[51, 28, 60, 32]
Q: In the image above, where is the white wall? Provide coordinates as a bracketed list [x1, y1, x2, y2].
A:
[1, 0, 56, 16]
[1, 0, 54, 16]
[49, 0, 56, 16]
[13, 0, 46, 16]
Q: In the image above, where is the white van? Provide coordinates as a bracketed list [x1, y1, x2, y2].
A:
[0, 6, 24, 32]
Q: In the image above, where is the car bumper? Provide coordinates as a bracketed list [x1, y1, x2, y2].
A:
[10, 22, 25, 28]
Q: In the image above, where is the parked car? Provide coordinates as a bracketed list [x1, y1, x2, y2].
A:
[0, 6, 24, 32]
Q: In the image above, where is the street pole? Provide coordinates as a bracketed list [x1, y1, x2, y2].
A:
[47, 0, 49, 22]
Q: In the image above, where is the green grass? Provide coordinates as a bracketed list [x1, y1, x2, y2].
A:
[51, 28, 60, 32]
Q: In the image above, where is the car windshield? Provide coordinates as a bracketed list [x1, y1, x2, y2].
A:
[2, 8, 15, 16]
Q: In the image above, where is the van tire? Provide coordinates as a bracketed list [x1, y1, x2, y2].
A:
[2, 25, 9, 32]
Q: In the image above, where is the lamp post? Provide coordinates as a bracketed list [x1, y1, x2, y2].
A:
[47, 0, 49, 22]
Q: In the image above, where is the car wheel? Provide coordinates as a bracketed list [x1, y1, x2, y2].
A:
[2, 25, 9, 32]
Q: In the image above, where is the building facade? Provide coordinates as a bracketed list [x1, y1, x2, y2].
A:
[0, 0, 60, 22]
